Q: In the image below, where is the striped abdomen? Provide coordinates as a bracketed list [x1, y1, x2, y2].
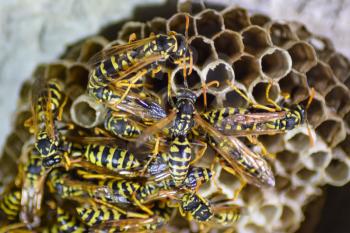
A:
[57, 207, 87, 232]
[83, 144, 141, 172]
[168, 135, 191, 186]
[76, 205, 125, 227]
[0, 190, 21, 220]
[181, 193, 213, 222]
[104, 113, 142, 139]
[214, 208, 240, 224]
[96, 179, 140, 203]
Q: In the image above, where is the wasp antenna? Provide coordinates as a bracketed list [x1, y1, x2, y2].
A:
[185, 14, 189, 39]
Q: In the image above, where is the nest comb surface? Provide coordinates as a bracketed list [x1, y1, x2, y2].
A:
[1, 2, 350, 233]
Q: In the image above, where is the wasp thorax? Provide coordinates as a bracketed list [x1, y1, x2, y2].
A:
[35, 131, 59, 156]
[154, 34, 176, 54]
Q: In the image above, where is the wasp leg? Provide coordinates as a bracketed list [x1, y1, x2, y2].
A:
[220, 162, 246, 200]
[211, 156, 224, 194]
[201, 81, 220, 109]
[57, 95, 68, 121]
[167, 69, 175, 108]
[131, 192, 154, 216]
[128, 33, 137, 43]
[94, 127, 112, 137]
[151, 65, 162, 78]
[265, 81, 281, 111]
[140, 137, 160, 176]
[189, 140, 207, 165]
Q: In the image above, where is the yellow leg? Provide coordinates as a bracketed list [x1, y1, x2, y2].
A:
[131, 192, 154, 215]
[93, 199, 128, 215]
[190, 140, 207, 165]
[265, 81, 281, 111]
[151, 65, 162, 78]
[94, 127, 111, 137]
[140, 137, 160, 175]
[167, 69, 175, 107]
[221, 163, 246, 200]
[57, 95, 68, 121]
[128, 33, 137, 43]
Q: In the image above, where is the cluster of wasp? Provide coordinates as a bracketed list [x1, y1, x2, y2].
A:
[0, 15, 313, 232]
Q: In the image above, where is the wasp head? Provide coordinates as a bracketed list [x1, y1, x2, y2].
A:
[35, 131, 60, 157]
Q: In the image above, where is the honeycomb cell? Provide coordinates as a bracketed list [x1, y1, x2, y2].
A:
[325, 85, 350, 115]
[232, 55, 260, 88]
[251, 81, 279, 106]
[167, 13, 195, 37]
[195, 92, 217, 112]
[143, 17, 167, 36]
[305, 150, 331, 170]
[4, 132, 24, 159]
[218, 168, 241, 192]
[327, 52, 350, 82]
[306, 93, 326, 127]
[0, 151, 18, 180]
[306, 62, 336, 94]
[286, 186, 305, 202]
[259, 135, 285, 154]
[276, 150, 299, 172]
[280, 204, 301, 231]
[118, 22, 145, 42]
[278, 71, 309, 104]
[189, 36, 217, 67]
[316, 118, 346, 147]
[221, 7, 251, 32]
[339, 134, 350, 157]
[344, 111, 350, 128]
[260, 48, 292, 79]
[14, 110, 32, 138]
[195, 9, 224, 38]
[203, 60, 234, 93]
[289, 22, 312, 40]
[250, 14, 271, 27]
[177, 0, 205, 15]
[223, 88, 248, 108]
[307, 35, 334, 61]
[344, 75, 350, 90]
[171, 66, 202, 91]
[66, 64, 90, 100]
[78, 37, 106, 63]
[46, 63, 67, 82]
[213, 30, 243, 63]
[266, 22, 298, 48]
[242, 26, 271, 57]
[287, 42, 317, 73]
[70, 94, 107, 128]
[244, 223, 267, 233]
[286, 132, 310, 152]
[296, 167, 319, 184]
[18, 79, 33, 106]
[240, 185, 263, 204]
[258, 204, 282, 225]
[324, 159, 350, 186]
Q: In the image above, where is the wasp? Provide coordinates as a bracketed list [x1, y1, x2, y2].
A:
[25, 75, 68, 168]
[0, 189, 22, 221]
[56, 207, 87, 233]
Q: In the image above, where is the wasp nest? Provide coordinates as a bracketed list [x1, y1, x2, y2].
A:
[1, 1, 350, 233]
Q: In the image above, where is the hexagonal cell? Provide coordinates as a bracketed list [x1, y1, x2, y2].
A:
[144, 70, 168, 94]
[250, 14, 271, 27]
[218, 167, 241, 191]
[66, 64, 90, 100]
[232, 55, 260, 88]
[240, 184, 263, 204]
[189, 36, 217, 67]
[339, 134, 350, 157]
[70, 94, 106, 128]
[177, 0, 206, 15]
[195, 9, 224, 38]
[325, 85, 350, 115]
[258, 204, 282, 225]
[316, 118, 346, 147]
[260, 48, 292, 79]
[244, 223, 267, 233]
[167, 13, 195, 37]
[306, 62, 336, 94]
[78, 37, 107, 63]
[274, 175, 291, 191]
[203, 60, 234, 93]
[287, 42, 317, 73]
[276, 150, 299, 172]
[143, 17, 167, 36]
[46, 63, 67, 82]
[242, 26, 271, 57]
[324, 159, 349, 186]
[251, 81, 279, 106]
[223, 88, 248, 108]
[289, 22, 312, 40]
[172, 66, 202, 91]
[266, 22, 298, 48]
[285, 186, 305, 201]
[327, 52, 350, 82]
[287, 132, 310, 152]
[280, 204, 299, 230]
[307, 35, 334, 61]
[213, 30, 243, 63]
[221, 7, 251, 32]
[195, 92, 217, 112]
[118, 22, 145, 42]
[306, 150, 331, 170]
[278, 71, 309, 104]
[296, 167, 319, 184]
[259, 134, 285, 154]
[305, 93, 326, 127]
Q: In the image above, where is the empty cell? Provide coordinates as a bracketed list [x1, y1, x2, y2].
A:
[240, 184, 263, 204]
[325, 85, 350, 114]
[250, 14, 271, 27]
[325, 159, 349, 185]
[261, 49, 291, 79]
[287, 132, 310, 152]
[307, 35, 334, 61]
[47, 63, 67, 82]
[276, 150, 299, 171]
[274, 175, 291, 191]
[167, 13, 195, 37]
[296, 167, 318, 183]
[218, 168, 241, 190]
[144, 71, 168, 94]
[196, 10, 224, 38]
[267, 22, 298, 47]
[316, 119, 345, 147]
[70, 94, 106, 128]
[177, 0, 206, 15]
[280, 205, 297, 229]
[189, 36, 216, 67]
[222, 7, 251, 32]
[66, 64, 89, 87]
[204, 61, 234, 92]
[232, 55, 260, 88]
[278, 71, 308, 104]
[288, 42, 317, 73]
[259, 134, 285, 153]
[195, 92, 216, 112]
[173, 67, 201, 90]
[251, 82, 279, 106]
[308, 151, 331, 169]
[305, 95, 326, 127]
[327, 53, 350, 82]
[244, 223, 267, 233]
[242, 26, 271, 57]
[259, 204, 282, 224]
[286, 186, 305, 201]
[213, 30, 243, 62]
[118, 22, 144, 42]
[144, 17, 167, 36]
[306, 62, 336, 93]
[223, 89, 248, 108]
[78, 39, 106, 63]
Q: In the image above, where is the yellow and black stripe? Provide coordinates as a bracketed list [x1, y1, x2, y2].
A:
[83, 144, 141, 172]
[76, 205, 125, 227]
[96, 179, 140, 203]
[0, 190, 21, 220]
[181, 193, 213, 222]
[184, 167, 212, 190]
[213, 207, 240, 224]
[104, 112, 142, 139]
[57, 207, 87, 232]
